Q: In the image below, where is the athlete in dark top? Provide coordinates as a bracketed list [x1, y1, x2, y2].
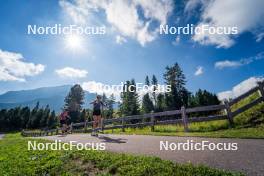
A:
[90, 95, 105, 136]
[92, 100, 104, 116]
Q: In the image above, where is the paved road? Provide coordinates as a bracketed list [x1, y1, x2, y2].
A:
[0, 134, 4, 140]
[38, 134, 264, 176]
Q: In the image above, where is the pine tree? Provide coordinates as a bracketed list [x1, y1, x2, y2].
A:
[35, 108, 44, 128]
[11, 107, 22, 129]
[40, 105, 50, 128]
[106, 94, 115, 118]
[142, 94, 154, 113]
[163, 63, 189, 110]
[64, 84, 85, 123]
[156, 94, 166, 112]
[130, 79, 140, 115]
[142, 76, 154, 113]
[102, 93, 107, 104]
[47, 110, 57, 128]
[120, 79, 140, 116]
[80, 109, 87, 122]
[101, 93, 107, 118]
[119, 80, 131, 116]
[21, 107, 30, 128]
[29, 102, 40, 129]
[145, 76, 150, 86]
[151, 75, 158, 109]
[6, 109, 14, 130]
[0, 109, 7, 130]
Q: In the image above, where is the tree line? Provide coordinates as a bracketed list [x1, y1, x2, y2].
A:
[119, 63, 220, 116]
[0, 103, 56, 131]
[0, 62, 220, 131]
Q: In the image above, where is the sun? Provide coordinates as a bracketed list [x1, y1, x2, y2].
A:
[64, 34, 83, 51]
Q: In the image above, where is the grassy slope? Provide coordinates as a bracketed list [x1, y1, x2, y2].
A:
[106, 125, 264, 139]
[105, 124, 264, 138]
[0, 133, 243, 176]
[232, 93, 264, 126]
[105, 93, 264, 138]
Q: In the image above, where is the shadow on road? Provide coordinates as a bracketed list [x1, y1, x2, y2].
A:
[98, 135, 127, 144]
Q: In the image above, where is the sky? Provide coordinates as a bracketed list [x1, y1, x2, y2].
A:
[0, 0, 264, 100]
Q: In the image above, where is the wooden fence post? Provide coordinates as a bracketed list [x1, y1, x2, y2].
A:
[224, 100, 234, 127]
[258, 81, 264, 100]
[181, 106, 188, 132]
[150, 111, 155, 132]
[121, 117, 125, 132]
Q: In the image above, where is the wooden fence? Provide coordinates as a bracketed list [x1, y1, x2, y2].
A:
[22, 81, 264, 137]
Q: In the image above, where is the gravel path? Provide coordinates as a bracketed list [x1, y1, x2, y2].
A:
[38, 134, 264, 176]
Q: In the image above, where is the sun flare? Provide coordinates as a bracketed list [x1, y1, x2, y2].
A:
[65, 34, 83, 51]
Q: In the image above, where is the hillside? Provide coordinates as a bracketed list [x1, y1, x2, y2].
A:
[232, 92, 264, 126]
[0, 85, 96, 112]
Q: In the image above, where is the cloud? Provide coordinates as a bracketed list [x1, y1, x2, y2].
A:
[0, 49, 45, 82]
[192, 0, 264, 48]
[82, 81, 121, 101]
[60, 0, 173, 46]
[115, 35, 127, 44]
[172, 35, 180, 46]
[59, 0, 88, 25]
[215, 52, 264, 69]
[217, 77, 264, 100]
[215, 60, 242, 69]
[256, 32, 264, 42]
[55, 67, 88, 78]
[194, 66, 203, 76]
[184, 0, 201, 13]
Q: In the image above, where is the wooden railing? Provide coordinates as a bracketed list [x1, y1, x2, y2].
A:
[22, 81, 264, 137]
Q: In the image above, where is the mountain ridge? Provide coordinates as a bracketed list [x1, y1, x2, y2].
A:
[0, 85, 96, 113]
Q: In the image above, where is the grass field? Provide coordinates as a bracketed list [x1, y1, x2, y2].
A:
[0, 133, 243, 176]
[104, 121, 264, 139]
